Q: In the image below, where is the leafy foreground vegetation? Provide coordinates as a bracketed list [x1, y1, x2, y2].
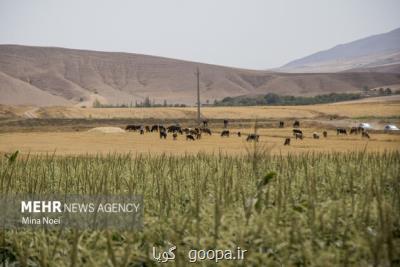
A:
[1, 151, 399, 266]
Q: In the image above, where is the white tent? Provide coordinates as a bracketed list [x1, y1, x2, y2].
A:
[384, 125, 399, 131]
[358, 123, 372, 129]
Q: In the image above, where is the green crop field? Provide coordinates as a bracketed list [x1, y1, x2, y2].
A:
[1, 149, 399, 266]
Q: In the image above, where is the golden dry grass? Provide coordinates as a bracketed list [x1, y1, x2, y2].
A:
[1, 100, 399, 155]
[1, 128, 398, 156]
[1, 99, 399, 120]
[28, 101, 400, 119]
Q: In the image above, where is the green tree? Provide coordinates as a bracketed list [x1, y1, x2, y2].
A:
[143, 96, 151, 107]
[92, 98, 102, 108]
[264, 93, 281, 104]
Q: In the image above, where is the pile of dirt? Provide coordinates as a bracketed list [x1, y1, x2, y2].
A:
[88, 127, 125, 133]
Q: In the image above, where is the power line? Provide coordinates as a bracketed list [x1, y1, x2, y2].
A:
[195, 67, 200, 126]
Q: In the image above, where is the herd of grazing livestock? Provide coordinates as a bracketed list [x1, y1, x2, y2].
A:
[125, 120, 254, 142]
[125, 119, 372, 145]
[286, 121, 371, 145]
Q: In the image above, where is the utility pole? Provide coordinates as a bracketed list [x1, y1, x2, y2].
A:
[195, 67, 201, 126]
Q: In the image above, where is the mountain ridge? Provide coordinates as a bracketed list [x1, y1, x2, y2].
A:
[1, 44, 400, 106]
[280, 27, 400, 73]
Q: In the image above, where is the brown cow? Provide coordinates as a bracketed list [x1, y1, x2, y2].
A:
[246, 134, 259, 142]
[337, 128, 347, 135]
[186, 134, 195, 141]
[362, 131, 370, 139]
[159, 130, 167, 139]
[221, 130, 230, 137]
[284, 138, 290, 145]
[201, 128, 212, 135]
[295, 133, 303, 140]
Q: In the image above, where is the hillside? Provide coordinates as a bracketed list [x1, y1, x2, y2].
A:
[0, 44, 400, 106]
[280, 27, 400, 73]
[343, 63, 400, 73]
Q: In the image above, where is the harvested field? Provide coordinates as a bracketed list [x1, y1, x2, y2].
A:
[1, 99, 399, 120]
[1, 128, 398, 155]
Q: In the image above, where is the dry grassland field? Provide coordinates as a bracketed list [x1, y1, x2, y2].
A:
[0, 100, 399, 156]
[0, 99, 399, 266]
[1, 97, 400, 120]
[0, 128, 399, 156]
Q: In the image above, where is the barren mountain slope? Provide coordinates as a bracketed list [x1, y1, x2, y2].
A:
[280, 28, 400, 73]
[1, 44, 399, 106]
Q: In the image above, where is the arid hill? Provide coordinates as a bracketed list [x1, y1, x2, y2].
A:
[1, 44, 400, 106]
[279, 27, 400, 73]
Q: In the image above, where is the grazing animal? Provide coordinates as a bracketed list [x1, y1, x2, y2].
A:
[362, 131, 370, 139]
[125, 125, 141, 131]
[246, 134, 259, 142]
[167, 125, 181, 133]
[201, 128, 212, 135]
[313, 132, 319, 139]
[237, 131, 241, 137]
[293, 129, 303, 136]
[323, 131, 327, 138]
[145, 126, 151, 132]
[189, 129, 199, 135]
[186, 134, 195, 141]
[223, 119, 229, 128]
[183, 128, 190, 134]
[140, 128, 144, 135]
[196, 133, 202, 139]
[172, 132, 178, 140]
[293, 120, 300, 128]
[295, 133, 303, 140]
[350, 127, 359, 134]
[279, 121, 284, 128]
[337, 128, 347, 135]
[159, 130, 167, 139]
[221, 130, 230, 137]
[159, 125, 166, 132]
[202, 120, 209, 127]
[151, 125, 159, 132]
[284, 138, 290, 145]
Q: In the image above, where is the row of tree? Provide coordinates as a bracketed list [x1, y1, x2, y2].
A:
[214, 93, 364, 106]
[92, 97, 187, 108]
[91, 88, 399, 108]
